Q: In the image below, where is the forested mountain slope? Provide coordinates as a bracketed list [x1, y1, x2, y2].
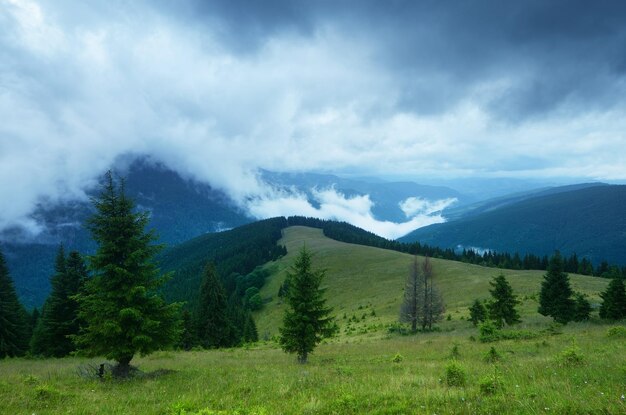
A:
[400, 185, 626, 266]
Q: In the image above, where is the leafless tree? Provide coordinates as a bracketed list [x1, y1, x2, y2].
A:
[400, 256, 445, 331]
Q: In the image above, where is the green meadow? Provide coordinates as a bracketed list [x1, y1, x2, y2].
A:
[1, 226, 624, 414]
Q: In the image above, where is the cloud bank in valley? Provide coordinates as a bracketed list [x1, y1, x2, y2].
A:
[1, 0, 626, 235]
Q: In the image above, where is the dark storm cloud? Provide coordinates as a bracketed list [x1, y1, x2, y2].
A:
[167, 0, 626, 119]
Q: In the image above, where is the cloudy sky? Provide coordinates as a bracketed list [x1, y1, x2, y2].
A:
[2, 0, 626, 236]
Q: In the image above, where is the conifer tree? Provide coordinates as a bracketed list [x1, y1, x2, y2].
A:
[538, 251, 575, 324]
[31, 248, 88, 357]
[0, 249, 29, 358]
[74, 171, 181, 376]
[196, 263, 232, 348]
[279, 246, 336, 363]
[572, 292, 592, 322]
[469, 299, 487, 326]
[599, 277, 626, 320]
[487, 274, 520, 328]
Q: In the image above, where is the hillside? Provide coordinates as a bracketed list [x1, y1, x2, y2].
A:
[254, 226, 610, 339]
[0, 159, 251, 308]
[400, 185, 626, 266]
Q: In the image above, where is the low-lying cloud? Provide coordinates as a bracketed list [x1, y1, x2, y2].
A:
[247, 187, 453, 239]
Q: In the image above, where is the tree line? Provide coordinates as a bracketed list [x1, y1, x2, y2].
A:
[288, 216, 626, 278]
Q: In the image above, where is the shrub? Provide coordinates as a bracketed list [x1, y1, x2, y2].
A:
[391, 353, 403, 363]
[557, 346, 584, 366]
[444, 361, 467, 387]
[483, 346, 501, 363]
[479, 375, 503, 395]
[607, 326, 626, 338]
[449, 343, 460, 359]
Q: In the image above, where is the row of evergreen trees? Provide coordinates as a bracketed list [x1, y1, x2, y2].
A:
[468, 251, 626, 330]
[290, 216, 626, 278]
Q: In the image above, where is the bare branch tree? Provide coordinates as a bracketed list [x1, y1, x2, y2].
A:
[400, 256, 445, 332]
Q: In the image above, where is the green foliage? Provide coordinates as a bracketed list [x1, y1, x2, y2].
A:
[572, 292, 592, 322]
[30, 248, 87, 357]
[196, 264, 232, 349]
[469, 299, 487, 326]
[444, 361, 466, 387]
[606, 326, 626, 338]
[0, 249, 29, 358]
[158, 218, 288, 310]
[391, 352, 403, 363]
[487, 274, 521, 328]
[599, 277, 626, 320]
[279, 246, 336, 363]
[483, 346, 501, 363]
[479, 373, 503, 396]
[557, 345, 584, 367]
[539, 252, 575, 324]
[74, 172, 181, 373]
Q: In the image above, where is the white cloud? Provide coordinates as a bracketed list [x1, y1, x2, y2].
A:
[1, 1, 626, 234]
[247, 187, 451, 240]
[399, 197, 457, 218]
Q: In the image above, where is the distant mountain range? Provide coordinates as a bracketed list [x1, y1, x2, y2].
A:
[0, 158, 464, 308]
[400, 185, 626, 266]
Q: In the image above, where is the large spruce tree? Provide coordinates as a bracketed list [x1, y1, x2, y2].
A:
[196, 263, 233, 348]
[74, 171, 181, 376]
[0, 249, 29, 358]
[538, 251, 575, 324]
[487, 274, 521, 328]
[31, 248, 88, 357]
[599, 277, 626, 320]
[279, 246, 336, 363]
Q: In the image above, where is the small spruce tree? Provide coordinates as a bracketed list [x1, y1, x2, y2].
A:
[74, 172, 181, 376]
[0, 249, 29, 358]
[538, 251, 575, 324]
[469, 299, 487, 326]
[196, 263, 233, 348]
[279, 246, 336, 363]
[572, 292, 592, 322]
[599, 277, 626, 320]
[487, 274, 520, 328]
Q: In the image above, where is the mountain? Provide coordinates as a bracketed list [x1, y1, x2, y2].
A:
[399, 185, 626, 266]
[0, 158, 251, 308]
[1, 160, 469, 308]
[442, 182, 608, 221]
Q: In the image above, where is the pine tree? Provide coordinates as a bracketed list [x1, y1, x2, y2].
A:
[599, 277, 626, 320]
[0, 249, 29, 358]
[538, 251, 575, 324]
[31, 248, 87, 357]
[74, 171, 181, 376]
[487, 274, 520, 328]
[572, 292, 592, 322]
[242, 312, 258, 343]
[279, 246, 336, 363]
[469, 299, 487, 326]
[178, 310, 196, 351]
[196, 263, 232, 348]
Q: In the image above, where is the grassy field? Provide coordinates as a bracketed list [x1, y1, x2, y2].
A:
[256, 226, 610, 340]
[1, 226, 624, 414]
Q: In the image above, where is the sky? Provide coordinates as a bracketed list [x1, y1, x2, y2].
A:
[1, 0, 626, 237]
